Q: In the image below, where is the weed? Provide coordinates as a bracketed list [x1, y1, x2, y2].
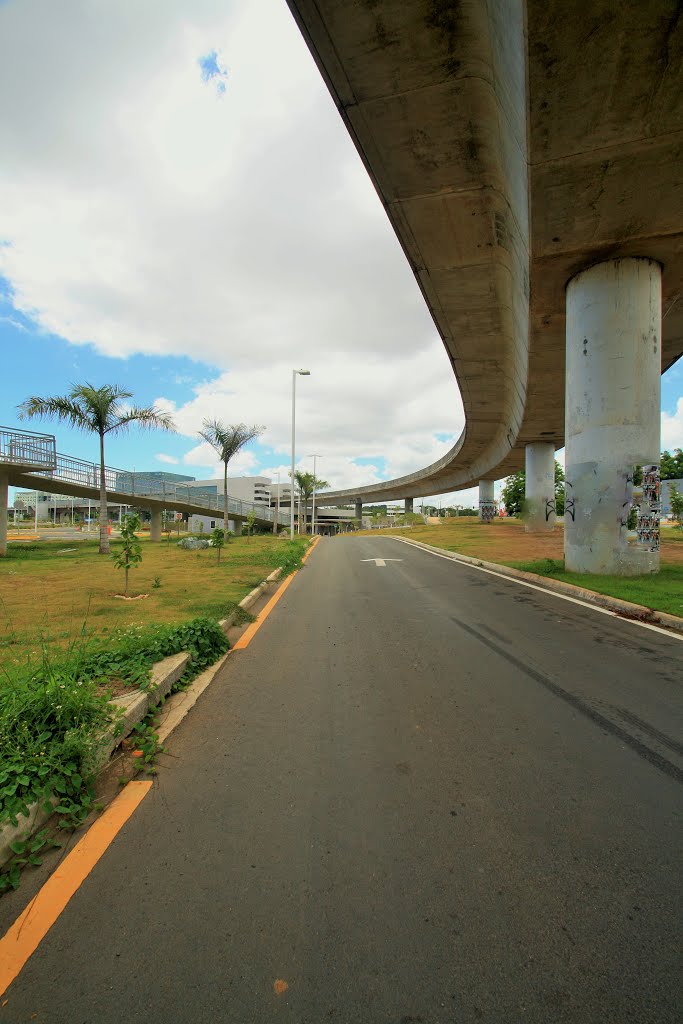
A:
[0, 829, 62, 893]
[129, 717, 164, 766]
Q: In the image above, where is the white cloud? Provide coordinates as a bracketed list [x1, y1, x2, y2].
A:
[182, 441, 258, 478]
[155, 452, 179, 465]
[0, 0, 459, 495]
[662, 397, 683, 451]
[149, 343, 464, 490]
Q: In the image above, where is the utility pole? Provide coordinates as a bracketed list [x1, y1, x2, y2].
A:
[272, 470, 280, 534]
[310, 454, 322, 535]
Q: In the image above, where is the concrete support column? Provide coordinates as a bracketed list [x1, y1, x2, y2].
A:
[524, 443, 556, 532]
[565, 257, 661, 575]
[355, 500, 363, 525]
[233, 520, 242, 537]
[0, 473, 8, 557]
[405, 497, 413, 515]
[478, 480, 495, 522]
[150, 509, 162, 542]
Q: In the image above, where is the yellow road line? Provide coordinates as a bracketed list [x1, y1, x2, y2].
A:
[0, 781, 152, 998]
[233, 536, 320, 650]
[301, 535, 320, 563]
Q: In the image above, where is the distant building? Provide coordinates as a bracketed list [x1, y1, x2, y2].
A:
[12, 490, 128, 523]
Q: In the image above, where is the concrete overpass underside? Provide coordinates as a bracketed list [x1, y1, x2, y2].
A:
[287, 0, 682, 508]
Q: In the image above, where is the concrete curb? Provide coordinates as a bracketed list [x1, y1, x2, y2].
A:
[218, 567, 282, 631]
[0, 653, 189, 869]
[0, 564, 288, 869]
[92, 653, 190, 770]
[392, 536, 683, 635]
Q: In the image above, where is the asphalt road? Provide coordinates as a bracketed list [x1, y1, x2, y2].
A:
[2, 536, 682, 1023]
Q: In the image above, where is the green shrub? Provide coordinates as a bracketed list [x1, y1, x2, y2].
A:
[0, 618, 228, 844]
[0, 658, 112, 843]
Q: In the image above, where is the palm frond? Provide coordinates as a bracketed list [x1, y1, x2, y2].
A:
[106, 406, 176, 435]
[17, 395, 95, 432]
[198, 419, 264, 464]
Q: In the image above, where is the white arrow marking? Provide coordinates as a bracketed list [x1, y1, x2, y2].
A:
[360, 558, 403, 567]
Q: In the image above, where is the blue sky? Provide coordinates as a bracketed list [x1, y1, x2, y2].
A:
[1, 0, 681, 509]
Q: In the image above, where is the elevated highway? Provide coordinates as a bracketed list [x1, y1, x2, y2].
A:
[288, 1, 682, 572]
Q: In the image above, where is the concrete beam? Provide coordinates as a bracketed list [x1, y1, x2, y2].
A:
[150, 509, 162, 542]
[524, 444, 555, 533]
[478, 481, 495, 523]
[565, 258, 661, 575]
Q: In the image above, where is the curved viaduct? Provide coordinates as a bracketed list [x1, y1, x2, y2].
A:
[287, 0, 682, 526]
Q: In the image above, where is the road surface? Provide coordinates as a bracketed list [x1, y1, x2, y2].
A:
[1, 536, 681, 1023]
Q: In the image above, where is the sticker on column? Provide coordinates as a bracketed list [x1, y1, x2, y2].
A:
[637, 464, 660, 550]
[479, 500, 496, 522]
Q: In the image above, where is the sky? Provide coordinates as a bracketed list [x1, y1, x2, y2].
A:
[1, 0, 681, 510]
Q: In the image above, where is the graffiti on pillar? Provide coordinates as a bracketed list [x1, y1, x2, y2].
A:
[620, 470, 636, 529]
[637, 464, 660, 550]
[564, 480, 575, 521]
[479, 500, 496, 522]
[544, 499, 556, 521]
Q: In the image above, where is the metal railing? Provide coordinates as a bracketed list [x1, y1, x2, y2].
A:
[0, 427, 56, 470]
[2, 426, 277, 523]
[21, 450, 276, 523]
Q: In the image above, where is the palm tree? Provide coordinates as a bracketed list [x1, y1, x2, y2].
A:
[294, 470, 329, 534]
[18, 384, 175, 554]
[198, 420, 264, 534]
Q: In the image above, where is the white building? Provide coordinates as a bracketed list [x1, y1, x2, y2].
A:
[183, 475, 272, 506]
[186, 476, 273, 533]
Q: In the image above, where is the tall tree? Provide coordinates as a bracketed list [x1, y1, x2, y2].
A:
[661, 448, 683, 480]
[501, 462, 565, 518]
[18, 384, 175, 554]
[501, 470, 525, 517]
[198, 420, 264, 534]
[294, 471, 329, 533]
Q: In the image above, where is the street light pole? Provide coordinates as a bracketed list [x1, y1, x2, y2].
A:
[309, 453, 322, 536]
[272, 470, 281, 534]
[290, 369, 310, 540]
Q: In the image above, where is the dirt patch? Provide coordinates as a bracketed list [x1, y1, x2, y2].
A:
[353, 519, 683, 567]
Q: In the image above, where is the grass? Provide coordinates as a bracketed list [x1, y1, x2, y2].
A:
[507, 559, 683, 617]
[0, 533, 309, 671]
[349, 518, 683, 618]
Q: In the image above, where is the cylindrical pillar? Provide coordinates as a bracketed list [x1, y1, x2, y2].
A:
[525, 443, 556, 532]
[478, 480, 495, 522]
[150, 509, 162, 542]
[355, 500, 363, 526]
[233, 520, 243, 537]
[565, 258, 661, 575]
[405, 497, 413, 515]
[0, 473, 8, 557]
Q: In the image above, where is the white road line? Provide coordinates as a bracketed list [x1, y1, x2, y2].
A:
[388, 537, 683, 643]
[360, 558, 403, 567]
